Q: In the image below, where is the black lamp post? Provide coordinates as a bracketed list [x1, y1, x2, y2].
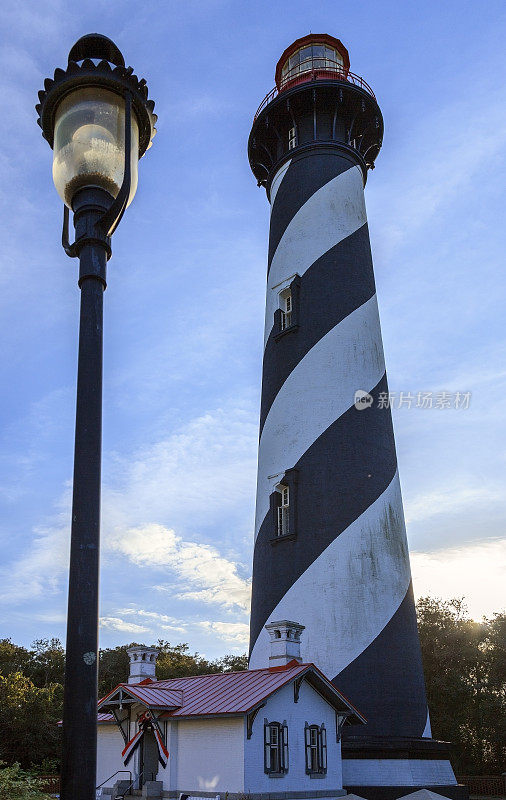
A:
[36, 34, 157, 800]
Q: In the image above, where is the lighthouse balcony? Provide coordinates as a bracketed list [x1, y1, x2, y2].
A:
[255, 62, 376, 121]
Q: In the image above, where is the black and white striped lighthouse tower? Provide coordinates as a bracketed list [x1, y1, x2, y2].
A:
[248, 35, 463, 799]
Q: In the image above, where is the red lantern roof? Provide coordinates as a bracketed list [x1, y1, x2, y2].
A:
[275, 34, 350, 89]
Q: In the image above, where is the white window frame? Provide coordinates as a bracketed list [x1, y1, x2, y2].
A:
[276, 484, 289, 537]
[279, 288, 293, 329]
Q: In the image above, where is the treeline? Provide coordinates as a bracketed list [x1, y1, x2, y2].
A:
[0, 638, 247, 772]
[416, 598, 505, 774]
[0, 599, 504, 775]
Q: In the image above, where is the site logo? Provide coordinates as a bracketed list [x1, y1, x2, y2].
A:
[354, 389, 373, 410]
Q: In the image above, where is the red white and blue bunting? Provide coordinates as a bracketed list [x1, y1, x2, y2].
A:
[153, 724, 169, 769]
[122, 727, 143, 766]
[121, 712, 169, 769]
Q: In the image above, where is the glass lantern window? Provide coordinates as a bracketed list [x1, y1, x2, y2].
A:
[282, 42, 346, 83]
[299, 47, 312, 65]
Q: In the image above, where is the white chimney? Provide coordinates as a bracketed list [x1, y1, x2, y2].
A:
[265, 620, 305, 667]
[126, 646, 159, 684]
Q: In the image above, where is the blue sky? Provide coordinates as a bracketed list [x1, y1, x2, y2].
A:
[0, 0, 505, 658]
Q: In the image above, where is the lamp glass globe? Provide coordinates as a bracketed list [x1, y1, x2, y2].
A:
[52, 86, 139, 208]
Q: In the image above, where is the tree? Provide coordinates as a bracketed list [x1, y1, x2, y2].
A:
[0, 763, 52, 800]
[0, 638, 247, 771]
[97, 641, 248, 697]
[0, 673, 62, 769]
[0, 639, 65, 690]
[416, 597, 506, 774]
[25, 640, 65, 689]
[98, 645, 131, 697]
[0, 641, 31, 678]
[213, 653, 249, 672]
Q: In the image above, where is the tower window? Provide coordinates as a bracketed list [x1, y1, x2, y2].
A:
[288, 126, 297, 150]
[273, 276, 300, 340]
[264, 720, 289, 775]
[277, 485, 290, 537]
[305, 723, 327, 775]
[269, 469, 298, 543]
[280, 290, 292, 329]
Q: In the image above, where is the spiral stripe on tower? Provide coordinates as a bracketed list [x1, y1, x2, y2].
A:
[249, 151, 429, 740]
[248, 37, 461, 791]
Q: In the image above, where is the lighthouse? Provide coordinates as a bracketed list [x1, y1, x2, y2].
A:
[247, 35, 462, 798]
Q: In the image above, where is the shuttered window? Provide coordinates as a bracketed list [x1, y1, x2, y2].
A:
[305, 723, 327, 775]
[264, 720, 289, 775]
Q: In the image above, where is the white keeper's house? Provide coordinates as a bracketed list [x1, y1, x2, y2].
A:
[96, 621, 366, 799]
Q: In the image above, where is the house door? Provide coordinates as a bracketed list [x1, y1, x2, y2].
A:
[140, 729, 159, 784]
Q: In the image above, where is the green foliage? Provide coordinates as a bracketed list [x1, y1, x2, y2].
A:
[1, 603, 503, 776]
[213, 653, 249, 673]
[0, 637, 247, 771]
[0, 673, 63, 769]
[0, 640, 32, 678]
[416, 597, 506, 774]
[27, 640, 65, 688]
[98, 644, 131, 697]
[98, 640, 248, 696]
[0, 762, 52, 800]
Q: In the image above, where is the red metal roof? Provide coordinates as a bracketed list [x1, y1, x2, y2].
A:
[158, 663, 308, 716]
[123, 683, 183, 708]
[98, 663, 365, 723]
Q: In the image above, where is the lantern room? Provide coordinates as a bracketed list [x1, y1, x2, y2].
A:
[275, 34, 350, 92]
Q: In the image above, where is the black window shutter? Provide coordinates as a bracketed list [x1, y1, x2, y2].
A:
[320, 724, 327, 773]
[284, 468, 298, 538]
[290, 275, 301, 327]
[273, 307, 283, 336]
[282, 722, 289, 773]
[264, 721, 271, 774]
[270, 490, 282, 537]
[304, 723, 312, 774]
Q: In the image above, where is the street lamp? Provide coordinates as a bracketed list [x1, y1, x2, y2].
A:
[36, 34, 157, 800]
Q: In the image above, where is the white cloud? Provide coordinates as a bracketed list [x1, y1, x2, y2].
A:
[411, 538, 506, 619]
[102, 404, 258, 536]
[0, 520, 69, 604]
[405, 485, 504, 524]
[100, 617, 151, 635]
[0, 403, 255, 614]
[197, 620, 250, 645]
[109, 522, 251, 612]
[98, 608, 250, 653]
[117, 608, 187, 633]
[369, 82, 506, 259]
